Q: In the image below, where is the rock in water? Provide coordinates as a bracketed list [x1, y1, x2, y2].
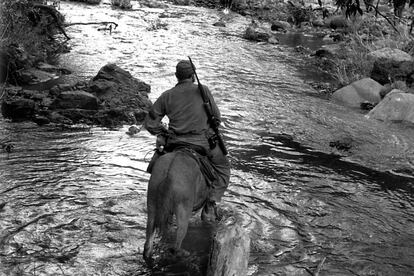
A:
[207, 207, 250, 276]
[366, 90, 414, 124]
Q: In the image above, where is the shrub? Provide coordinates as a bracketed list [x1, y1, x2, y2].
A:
[0, 0, 67, 83]
[327, 14, 413, 86]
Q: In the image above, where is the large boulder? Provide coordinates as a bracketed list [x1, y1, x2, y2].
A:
[0, 64, 152, 127]
[332, 78, 383, 108]
[88, 63, 152, 111]
[366, 90, 414, 124]
[368, 47, 414, 85]
[50, 90, 99, 110]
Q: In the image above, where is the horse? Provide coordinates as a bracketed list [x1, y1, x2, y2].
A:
[143, 148, 211, 263]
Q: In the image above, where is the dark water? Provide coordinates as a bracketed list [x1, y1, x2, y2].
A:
[1, 1, 414, 275]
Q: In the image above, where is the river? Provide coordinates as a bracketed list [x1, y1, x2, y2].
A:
[1, 1, 413, 275]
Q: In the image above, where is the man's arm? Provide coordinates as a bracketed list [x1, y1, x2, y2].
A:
[144, 97, 168, 136]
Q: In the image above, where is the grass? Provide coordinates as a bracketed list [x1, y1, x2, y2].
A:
[324, 13, 414, 87]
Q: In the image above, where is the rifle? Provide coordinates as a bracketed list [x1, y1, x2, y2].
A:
[188, 57, 228, 155]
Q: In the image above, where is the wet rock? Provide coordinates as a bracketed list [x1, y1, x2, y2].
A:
[332, 78, 383, 108]
[88, 79, 117, 95]
[243, 21, 278, 44]
[270, 20, 291, 32]
[89, 63, 151, 112]
[213, 21, 226, 27]
[1, 64, 152, 127]
[368, 47, 414, 85]
[0, 202, 6, 212]
[360, 102, 376, 110]
[126, 125, 141, 136]
[50, 90, 99, 110]
[366, 90, 414, 124]
[207, 207, 250, 276]
[312, 48, 334, 58]
[48, 111, 73, 125]
[33, 115, 51, 126]
[17, 68, 58, 85]
[312, 44, 342, 58]
[1, 98, 37, 120]
[36, 62, 71, 75]
[57, 109, 97, 124]
[21, 90, 47, 101]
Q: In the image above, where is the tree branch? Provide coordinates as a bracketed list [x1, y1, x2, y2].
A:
[366, 3, 400, 35]
[64, 21, 118, 28]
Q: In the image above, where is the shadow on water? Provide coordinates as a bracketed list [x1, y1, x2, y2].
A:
[233, 133, 414, 194]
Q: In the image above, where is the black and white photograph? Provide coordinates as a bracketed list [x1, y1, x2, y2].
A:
[0, 0, 413, 275]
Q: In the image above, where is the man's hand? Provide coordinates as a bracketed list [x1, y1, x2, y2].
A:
[156, 135, 167, 152]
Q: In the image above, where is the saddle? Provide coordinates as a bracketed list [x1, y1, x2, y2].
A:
[147, 142, 217, 187]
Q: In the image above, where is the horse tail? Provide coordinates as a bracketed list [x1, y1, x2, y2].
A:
[153, 175, 174, 237]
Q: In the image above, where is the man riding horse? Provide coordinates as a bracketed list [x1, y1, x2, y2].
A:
[144, 60, 230, 222]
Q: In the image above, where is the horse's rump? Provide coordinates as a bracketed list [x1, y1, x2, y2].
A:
[148, 149, 208, 235]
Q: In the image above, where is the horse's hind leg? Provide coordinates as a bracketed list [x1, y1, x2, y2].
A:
[174, 203, 192, 250]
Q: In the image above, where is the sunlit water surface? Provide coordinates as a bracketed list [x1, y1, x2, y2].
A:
[1, 1, 414, 275]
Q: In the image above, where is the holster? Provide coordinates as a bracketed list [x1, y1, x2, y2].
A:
[208, 134, 218, 150]
[146, 150, 164, 174]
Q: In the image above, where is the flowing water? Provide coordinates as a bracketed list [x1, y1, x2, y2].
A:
[1, 1, 414, 275]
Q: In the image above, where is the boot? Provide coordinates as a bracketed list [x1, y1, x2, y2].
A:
[201, 200, 217, 222]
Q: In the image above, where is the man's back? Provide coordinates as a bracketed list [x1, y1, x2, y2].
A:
[162, 79, 209, 135]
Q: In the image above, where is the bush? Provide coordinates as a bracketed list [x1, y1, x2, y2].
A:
[327, 14, 413, 86]
[0, 0, 67, 83]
